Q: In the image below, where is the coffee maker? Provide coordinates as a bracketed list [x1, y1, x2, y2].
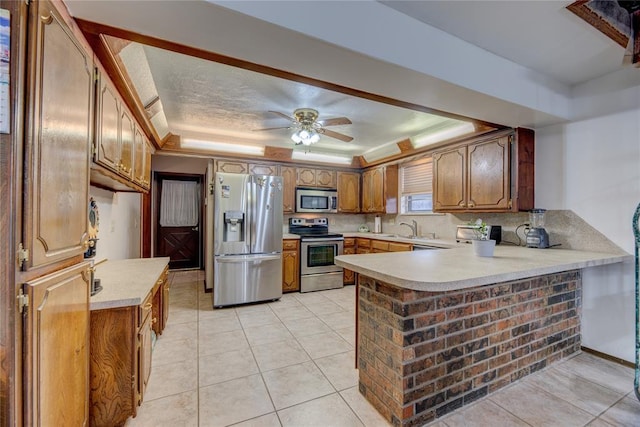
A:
[526, 208, 550, 248]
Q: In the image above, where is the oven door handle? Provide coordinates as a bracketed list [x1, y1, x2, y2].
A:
[301, 237, 344, 242]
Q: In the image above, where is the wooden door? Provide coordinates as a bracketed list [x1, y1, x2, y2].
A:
[119, 108, 134, 180]
[467, 137, 511, 211]
[95, 73, 120, 172]
[337, 172, 360, 213]
[433, 146, 467, 212]
[23, 262, 91, 427]
[23, 0, 93, 270]
[281, 166, 296, 213]
[155, 174, 202, 269]
[361, 170, 372, 212]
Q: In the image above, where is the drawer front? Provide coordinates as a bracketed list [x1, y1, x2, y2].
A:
[283, 239, 299, 250]
[355, 238, 371, 248]
[343, 237, 356, 247]
[371, 240, 389, 252]
[139, 291, 153, 326]
[388, 242, 412, 252]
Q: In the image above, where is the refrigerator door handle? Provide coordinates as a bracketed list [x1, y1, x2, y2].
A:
[216, 254, 281, 263]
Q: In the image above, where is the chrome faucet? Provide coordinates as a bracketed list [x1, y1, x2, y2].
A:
[399, 220, 418, 238]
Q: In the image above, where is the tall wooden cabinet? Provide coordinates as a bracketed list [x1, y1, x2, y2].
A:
[281, 166, 296, 213]
[21, 0, 94, 424]
[432, 129, 534, 213]
[282, 239, 300, 292]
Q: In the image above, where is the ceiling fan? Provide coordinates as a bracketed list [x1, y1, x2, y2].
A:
[255, 108, 353, 145]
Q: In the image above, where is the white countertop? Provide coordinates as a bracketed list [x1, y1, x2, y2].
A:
[335, 245, 631, 292]
[91, 257, 170, 310]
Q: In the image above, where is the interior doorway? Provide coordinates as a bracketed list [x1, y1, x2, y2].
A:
[155, 172, 204, 270]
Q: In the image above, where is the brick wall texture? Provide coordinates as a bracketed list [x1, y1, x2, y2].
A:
[357, 270, 581, 427]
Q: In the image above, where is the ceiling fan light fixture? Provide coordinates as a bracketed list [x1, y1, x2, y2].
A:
[291, 126, 321, 145]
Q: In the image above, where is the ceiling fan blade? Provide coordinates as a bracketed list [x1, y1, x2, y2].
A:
[268, 110, 297, 122]
[253, 126, 292, 132]
[321, 128, 353, 142]
[319, 117, 352, 126]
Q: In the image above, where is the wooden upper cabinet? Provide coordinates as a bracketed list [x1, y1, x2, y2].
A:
[337, 172, 360, 213]
[143, 140, 152, 190]
[432, 146, 467, 211]
[133, 126, 145, 186]
[216, 160, 248, 174]
[361, 165, 397, 214]
[119, 108, 134, 180]
[296, 167, 337, 188]
[467, 136, 510, 210]
[23, 261, 91, 427]
[95, 76, 120, 173]
[23, 0, 93, 270]
[281, 166, 296, 213]
[433, 129, 534, 213]
[249, 163, 278, 176]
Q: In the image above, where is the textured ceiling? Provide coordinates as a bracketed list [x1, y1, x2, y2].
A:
[118, 42, 470, 159]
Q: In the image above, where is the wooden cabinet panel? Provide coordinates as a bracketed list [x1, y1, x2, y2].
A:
[355, 238, 371, 254]
[138, 309, 152, 405]
[249, 163, 278, 176]
[337, 172, 360, 213]
[282, 239, 300, 293]
[90, 306, 137, 426]
[433, 129, 534, 213]
[119, 109, 134, 180]
[316, 169, 337, 188]
[433, 146, 467, 211]
[296, 167, 336, 188]
[281, 166, 296, 213]
[388, 242, 412, 252]
[24, 262, 91, 427]
[361, 165, 398, 214]
[371, 240, 389, 252]
[143, 141, 152, 190]
[217, 160, 248, 174]
[133, 126, 145, 186]
[468, 137, 510, 210]
[24, 0, 93, 270]
[161, 269, 170, 332]
[95, 77, 120, 172]
[343, 238, 356, 285]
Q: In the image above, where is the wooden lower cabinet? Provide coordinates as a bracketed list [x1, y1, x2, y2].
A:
[355, 238, 371, 254]
[343, 238, 356, 285]
[282, 239, 300, 292]
[89, 271, 168, 426]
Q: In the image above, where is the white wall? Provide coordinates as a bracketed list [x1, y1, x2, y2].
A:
[90, 186, 141, 264]
[536, 107, 640, 362]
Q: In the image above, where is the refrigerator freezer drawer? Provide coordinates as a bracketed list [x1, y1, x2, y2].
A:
[213, 254, 283, 307]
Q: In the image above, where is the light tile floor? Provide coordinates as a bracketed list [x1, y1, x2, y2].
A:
[126, 270, 640, 427]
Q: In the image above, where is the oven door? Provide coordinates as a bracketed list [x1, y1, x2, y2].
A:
[300, 238, 344, 275]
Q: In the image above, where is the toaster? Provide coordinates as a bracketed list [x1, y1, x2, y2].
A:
[456, 225, 501, 244]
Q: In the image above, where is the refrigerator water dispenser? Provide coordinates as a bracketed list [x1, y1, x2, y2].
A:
[223, 210, 245, 242]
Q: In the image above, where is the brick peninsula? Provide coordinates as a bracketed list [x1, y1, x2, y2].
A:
[335, 245, 630, 427]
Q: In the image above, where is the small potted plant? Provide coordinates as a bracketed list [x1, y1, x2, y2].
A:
[469, 219, 496, 257]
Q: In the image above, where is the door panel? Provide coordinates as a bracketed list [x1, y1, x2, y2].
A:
[250, 175, 283, 254]
[24, 0, 92, 270]
[24, 262, 90, 426]
[157, 227, 200, 269]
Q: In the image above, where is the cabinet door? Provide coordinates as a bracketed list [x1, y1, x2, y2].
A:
[119, 108, 134, 179]
[143, 140, 152, 189]
[433, 146, 467, 212]
[23, 0, 93, 270]
[249, 163, 278, 176]
[337, 172, 360, 213]
[217, 160, 248, 174]
[342, 245, 355, 285]
[133, 126, 145, 186]
[95, 74, 120, 172]
[316, 169, 337, 188]
[361, 170, 372, 212]
[282, 243, 299, 293]
[296, 168, 316, 187]
[138, 311, 152, 405]
[369, 167, 386, 213]
[23, 261, 90, 427]
[467, 137, 510, 211]
[162, 275, 170, 331]
[281, 166, 296, 213]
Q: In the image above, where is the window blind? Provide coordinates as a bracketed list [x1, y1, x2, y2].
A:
[401, 158, 433, 196]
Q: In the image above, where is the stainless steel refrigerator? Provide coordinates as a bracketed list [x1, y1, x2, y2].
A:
[213, 172, 283, 307]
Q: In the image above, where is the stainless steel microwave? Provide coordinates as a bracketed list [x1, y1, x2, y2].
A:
[295, 188, 338, 213]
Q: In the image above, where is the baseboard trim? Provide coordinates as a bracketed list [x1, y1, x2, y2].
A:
[581, 346, 634, 369]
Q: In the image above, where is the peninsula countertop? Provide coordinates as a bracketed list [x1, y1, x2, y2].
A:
[335, 245, 631, 292]
[90, 257, 170, 310]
